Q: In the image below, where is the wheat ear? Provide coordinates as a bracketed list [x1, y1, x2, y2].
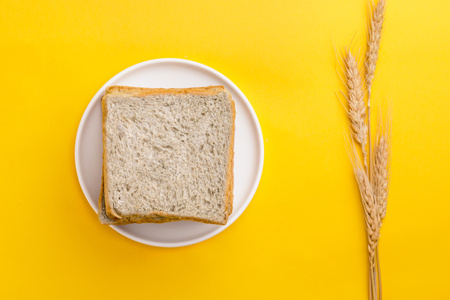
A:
[348, 139, 380, 300]
[355, 169, 380, 270]
[373, 109, 390, 223]
[365, 0, 385, 95]
[344, 50, 368, 170]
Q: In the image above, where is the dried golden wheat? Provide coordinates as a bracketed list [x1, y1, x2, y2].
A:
[365, 0, 385, 94]
[344, 50, 368, 169]
[339, 1, 388, 299]
[349, 143, 380, 268]
[373, 112, 390, 223]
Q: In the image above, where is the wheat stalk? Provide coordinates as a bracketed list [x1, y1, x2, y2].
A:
[338, 1, 388, 299]
[344, 50, 368, 170]
[366, 3, 387, 295]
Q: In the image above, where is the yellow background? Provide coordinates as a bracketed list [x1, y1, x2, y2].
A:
[1, 0, 449, 299]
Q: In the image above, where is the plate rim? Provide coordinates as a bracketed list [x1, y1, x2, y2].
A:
[75, 58, 264, 247]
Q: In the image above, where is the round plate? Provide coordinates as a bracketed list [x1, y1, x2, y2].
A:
[75, 58, 264, 247]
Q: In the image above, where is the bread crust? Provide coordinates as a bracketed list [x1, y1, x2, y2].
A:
[101, 92, 122, 220]
[106, 85, 227, 97]
[225, 90, 236, 219]
[100, 85, 235, 226]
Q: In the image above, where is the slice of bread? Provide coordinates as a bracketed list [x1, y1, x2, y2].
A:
[100, 85, 235, 225]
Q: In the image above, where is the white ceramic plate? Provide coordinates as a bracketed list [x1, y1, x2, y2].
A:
[75, 58, 264, 247]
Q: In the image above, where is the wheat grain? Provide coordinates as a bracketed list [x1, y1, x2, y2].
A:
[365, 0, 385, 94]
[344, 50, 368, 169]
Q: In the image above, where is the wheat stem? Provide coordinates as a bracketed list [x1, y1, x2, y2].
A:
[372, 266, 378, 299]
[376, 246, 382, 300]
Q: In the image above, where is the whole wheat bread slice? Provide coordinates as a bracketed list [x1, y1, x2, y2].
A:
[100, 85, 235, 225]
